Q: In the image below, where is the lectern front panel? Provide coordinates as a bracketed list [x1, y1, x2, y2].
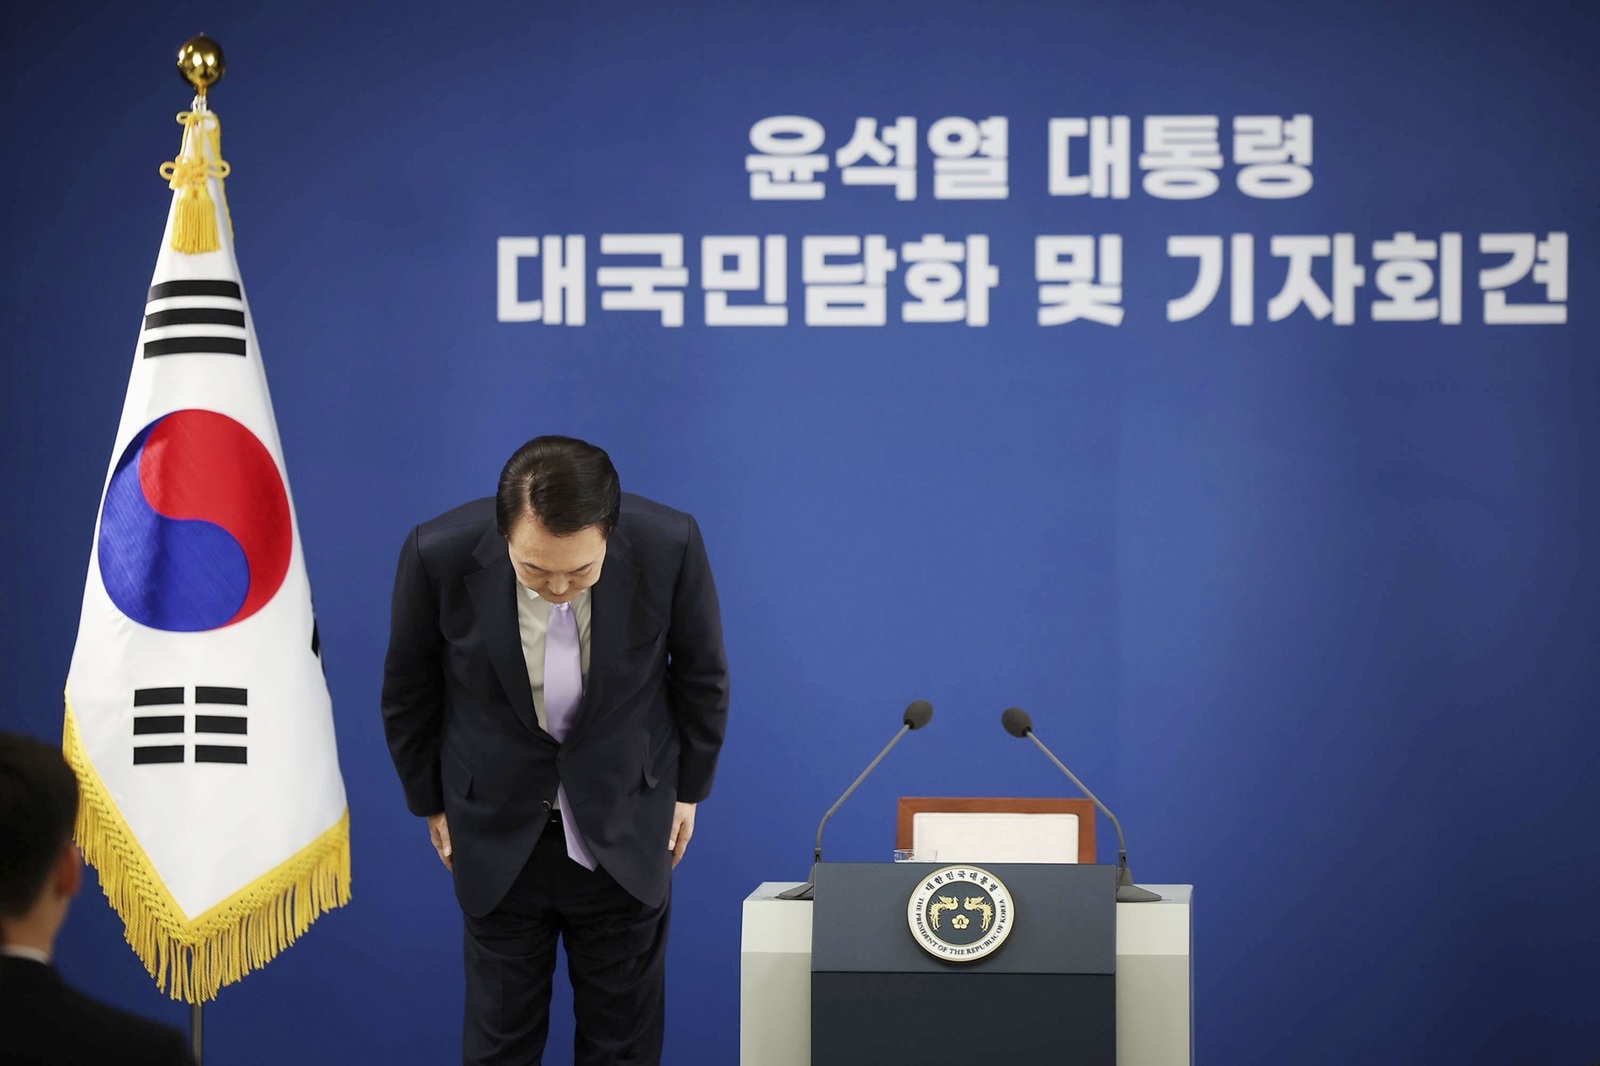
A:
[811, 862, 1117, 1065]
[813, 972, 1115, 1064]
[813, 862, 1116, 974]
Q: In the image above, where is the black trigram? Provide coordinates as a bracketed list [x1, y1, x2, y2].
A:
[141, 280, 248, 359]
[131, 686, 248, 765]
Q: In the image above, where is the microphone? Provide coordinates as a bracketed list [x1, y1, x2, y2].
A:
[776, 700, 933, 901]
[1001, 707, 1161, 903]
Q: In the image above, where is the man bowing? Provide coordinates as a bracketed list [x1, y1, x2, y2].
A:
[381, 435, 730, 1065]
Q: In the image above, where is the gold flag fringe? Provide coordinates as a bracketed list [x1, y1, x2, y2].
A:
[62, 699, 351, 1002]
[158, 108, 231, 255]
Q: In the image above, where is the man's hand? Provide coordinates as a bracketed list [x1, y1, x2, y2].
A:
[668, 802, 697, 867]
[427, 811, 453, 871]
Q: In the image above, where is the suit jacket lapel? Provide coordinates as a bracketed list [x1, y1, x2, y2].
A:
[568, 526, 638, 749]
[466, 527, 544, 738]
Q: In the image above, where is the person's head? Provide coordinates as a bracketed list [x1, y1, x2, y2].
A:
[495, 436, 621, 604]
[0, 732, 82, 947]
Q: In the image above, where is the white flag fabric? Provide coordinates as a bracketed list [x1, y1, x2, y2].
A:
[63, 103, 350, 1002]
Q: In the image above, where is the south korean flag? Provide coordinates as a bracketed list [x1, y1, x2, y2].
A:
[64, 100, 349, 1003]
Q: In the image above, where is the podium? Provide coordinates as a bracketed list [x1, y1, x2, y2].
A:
[812, 861, 1117, 1064]
[741, 873, 1193, 1065]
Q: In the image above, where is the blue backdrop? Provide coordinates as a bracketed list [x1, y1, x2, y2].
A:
[3, 1, 1596, 1062]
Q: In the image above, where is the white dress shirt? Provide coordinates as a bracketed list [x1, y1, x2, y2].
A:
[515, 585, 593, 735]
[0, 944, 52, 965]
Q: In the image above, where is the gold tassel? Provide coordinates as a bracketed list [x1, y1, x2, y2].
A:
[158, 110, 231, 255]
[62, 698, 351, 1002]
[203, 111, 235, 242]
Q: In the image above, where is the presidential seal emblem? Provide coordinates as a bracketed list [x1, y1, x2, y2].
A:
[907, 866, 1014, 962]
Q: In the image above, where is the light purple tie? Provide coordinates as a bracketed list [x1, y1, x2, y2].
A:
[544, 601, 597, 870]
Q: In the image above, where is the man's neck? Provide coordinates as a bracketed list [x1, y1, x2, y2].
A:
[0, 917, 56, 962]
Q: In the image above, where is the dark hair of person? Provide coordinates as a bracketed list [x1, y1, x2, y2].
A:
[0, 732, 80, 919]
[495, 436, 622, 539]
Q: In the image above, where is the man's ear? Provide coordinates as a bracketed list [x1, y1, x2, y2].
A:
[52, 841, 82, 900]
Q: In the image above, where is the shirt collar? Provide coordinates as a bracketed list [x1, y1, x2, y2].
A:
[520, 586, 590, 611]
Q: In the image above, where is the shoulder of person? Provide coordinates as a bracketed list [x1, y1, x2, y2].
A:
[8, 972, 192, 1065]
[410, 497, 497, 557]
[617, 493, 698, 550]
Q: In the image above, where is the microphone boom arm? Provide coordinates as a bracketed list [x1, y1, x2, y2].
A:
[776, 723, 910, 899]
[778, 702, 930, 902]
[1026, 734, 1128, 869]
[811, 723, 910, 864]
[1018, 725, 1161, 903]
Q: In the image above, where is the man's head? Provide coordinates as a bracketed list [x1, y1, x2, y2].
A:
[0, 732, 82, 947]
[496, 436, 621, 604]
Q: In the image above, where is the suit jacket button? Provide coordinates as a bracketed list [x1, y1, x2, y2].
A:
[541, 799, 552, 811]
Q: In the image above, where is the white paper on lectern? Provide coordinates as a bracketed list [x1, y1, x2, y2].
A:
[912, 811, 1081, 863]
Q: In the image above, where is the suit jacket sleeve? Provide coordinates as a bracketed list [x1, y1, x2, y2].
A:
[380, 524, 447, 816]
[667, 514, 729, 803]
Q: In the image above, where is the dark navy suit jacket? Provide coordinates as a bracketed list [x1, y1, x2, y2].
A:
[0, 955, 195, 1065]
[380, 493, 729, 915]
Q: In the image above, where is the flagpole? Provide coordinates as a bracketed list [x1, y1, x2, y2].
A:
[176, 40, 222, 1066]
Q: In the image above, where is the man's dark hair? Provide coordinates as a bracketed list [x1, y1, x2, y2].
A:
[496, 436, 622, 539]
[0, 732, 80, 918]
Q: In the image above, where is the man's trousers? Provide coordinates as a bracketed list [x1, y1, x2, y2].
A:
[461, 813, 671, 1066]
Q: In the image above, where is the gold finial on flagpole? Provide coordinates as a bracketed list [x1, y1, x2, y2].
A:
[176, 35, 225, 96]
[164, 35, 230, 254]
